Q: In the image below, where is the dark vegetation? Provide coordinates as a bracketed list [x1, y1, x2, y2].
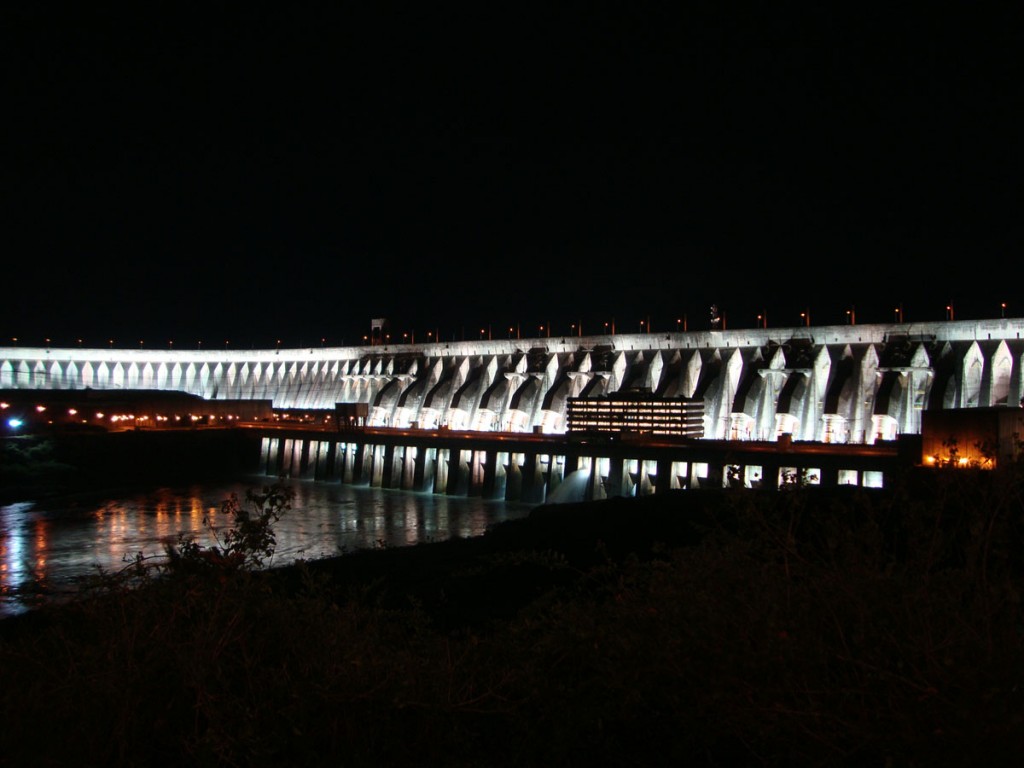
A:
[0, 432, 262, 502]
[2, 463, 1024, 766]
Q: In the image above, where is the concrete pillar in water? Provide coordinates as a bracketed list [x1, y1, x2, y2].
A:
[655, 459, 673, 494]
[351, 442, 367, 485]
[520, 451, 546, 504]
[411, 446, 434, 492]
[400, 445, 416, 490]
[504, 453, 522, 501]
[705, 461, 724, 489]
[380, 444, 396, 488]
[434, 447, 449, 494]
[298, 439, 312, 478]
[316, 441, 336, 481]
[479, 449, 502, 499]
[446, 448, 470, 495]
[369, 444, 385, 487]
[606, 456, 626, 499]
[818, 465, 838, 487]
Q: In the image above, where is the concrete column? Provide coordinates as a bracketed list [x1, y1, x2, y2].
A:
[655, 459, 673, 494]
[606, 457, 626, 498]
[434, 448, 449, 495]
[298, 439, 312, 477]
[705, 461, 724, 489]
[446, 448, 470, 495]
[319, 441, 337, 481]
[521, 451, 546, 504]
[351, 442, 367, 485]
[380, 444, 396, 488]
[503, 453, 522, 501]
[480, 450, 500, 498]
[818, 465, 838, 487]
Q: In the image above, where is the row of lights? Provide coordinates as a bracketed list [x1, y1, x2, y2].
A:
[2, 401, 240, 430]
[5, 303, 1015, 350]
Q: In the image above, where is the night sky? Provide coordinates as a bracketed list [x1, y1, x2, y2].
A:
[3, 5, 1022, 349]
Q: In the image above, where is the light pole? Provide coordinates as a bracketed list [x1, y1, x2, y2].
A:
[894, 305, 903, 323]
[846, 306, 856, 325]
[800, 310, 810, 327]
[946, 303, 954, 321]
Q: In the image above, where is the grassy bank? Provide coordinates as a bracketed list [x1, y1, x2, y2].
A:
[2, 468, 1024, 766]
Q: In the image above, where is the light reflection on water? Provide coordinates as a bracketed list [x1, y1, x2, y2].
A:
[0, 476, 533, 619]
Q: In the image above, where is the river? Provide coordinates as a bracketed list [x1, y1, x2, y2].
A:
[0, 474, 536, 619]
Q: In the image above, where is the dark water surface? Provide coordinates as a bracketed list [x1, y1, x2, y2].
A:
[0, 475, 534, 619]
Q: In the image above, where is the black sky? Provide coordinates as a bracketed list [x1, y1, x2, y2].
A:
[3, 5, 1022, 348]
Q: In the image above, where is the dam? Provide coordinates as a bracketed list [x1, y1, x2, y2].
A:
[3, 318, 1022, 446]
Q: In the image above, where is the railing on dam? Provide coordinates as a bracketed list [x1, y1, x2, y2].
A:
[244, 423, 913, 504]
[4, 318, 1023, 446]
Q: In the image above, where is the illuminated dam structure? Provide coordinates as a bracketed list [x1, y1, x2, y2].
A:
[3, 318, 1023, 444]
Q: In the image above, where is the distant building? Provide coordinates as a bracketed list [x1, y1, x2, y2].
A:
[921, 406, 1024, 468]
[566, 391, 704, 437]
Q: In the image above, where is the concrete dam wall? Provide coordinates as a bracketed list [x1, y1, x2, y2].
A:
[4, 318, 1023, 445]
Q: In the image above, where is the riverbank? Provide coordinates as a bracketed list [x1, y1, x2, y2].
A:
[3, 470, 1023, 766]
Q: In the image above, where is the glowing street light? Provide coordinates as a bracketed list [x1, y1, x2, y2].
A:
[800, 310, 811, 327]
[894, 305, 903, 323]
[946, 303, 954, 321]
[1001, 302, 1007, 318]
[846, 306, 856, 325]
